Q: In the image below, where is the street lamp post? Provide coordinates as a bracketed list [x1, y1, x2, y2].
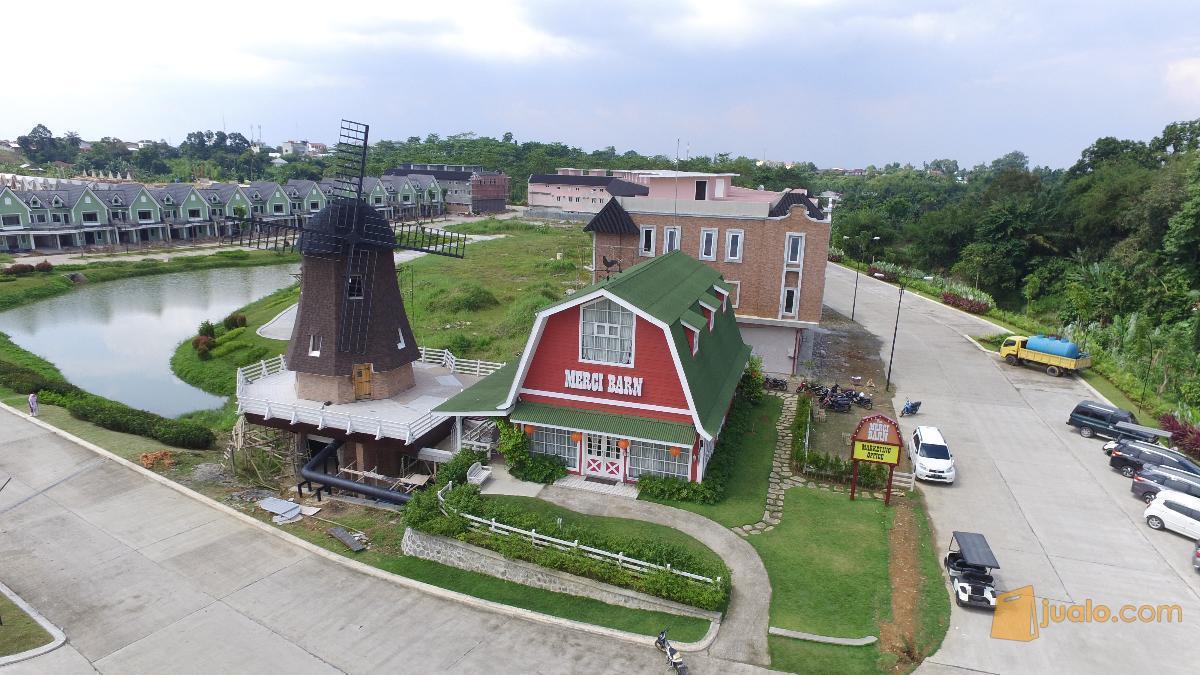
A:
[844, 235, 861, 321]
[876, 272, 906, 392]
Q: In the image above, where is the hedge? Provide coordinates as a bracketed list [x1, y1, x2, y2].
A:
[410, 482, 731, 611]
[791, 394, 889, 488]
[0, 360, 214, 449]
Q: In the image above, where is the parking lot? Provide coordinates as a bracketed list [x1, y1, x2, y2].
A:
[824, 264, 1200, 674]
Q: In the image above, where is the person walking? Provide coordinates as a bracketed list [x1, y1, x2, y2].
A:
[27, 391, 38, 417]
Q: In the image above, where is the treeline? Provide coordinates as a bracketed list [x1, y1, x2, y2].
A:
[828, 119, 1200, 418]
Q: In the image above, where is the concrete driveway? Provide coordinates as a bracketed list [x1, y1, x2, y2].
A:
[824, 263, 1200, 674]
[0, 407, 763, 674]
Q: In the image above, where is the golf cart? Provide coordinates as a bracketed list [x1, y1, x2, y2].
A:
[944, 531, 1000, 610]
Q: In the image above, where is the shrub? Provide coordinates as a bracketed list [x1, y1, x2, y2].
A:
[191, 334, 215, 359]
[942, 292, 991, 314]
[493, 420, 568, 483]
[512, 453, 568, 483]
[538, 258, 576, 274]
[789, 394, 814, 465]
[34, 261, 54, 273]
[222, 313, 248, 329]
[827, 245, 845, 262]
[797, 450, 888, 489]
[197, 320, 217, 339]
[867, 265, 897, 282]
[736, 356, 765, 405]
[442, 283, 499, 312]
[438, 449, 489, 487]
[2, 263, 34, 276]
[637, 395, 757, 504]
[1160, 414, 1200, 461]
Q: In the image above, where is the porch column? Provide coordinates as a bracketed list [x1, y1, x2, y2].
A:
[454, 416, 462, 452]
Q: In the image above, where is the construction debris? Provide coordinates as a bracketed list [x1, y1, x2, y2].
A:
[327, 527, 367, 552]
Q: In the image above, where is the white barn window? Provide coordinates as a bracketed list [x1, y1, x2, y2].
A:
[531, 427, 577, 470]
[580, 298, 633, 366]
[627, 440, 689, 480]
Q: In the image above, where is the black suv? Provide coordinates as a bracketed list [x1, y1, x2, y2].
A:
[1109, 440, 1200, 478]
[1132, 465, 1200, 504]
[1068, 400, 1141, 440]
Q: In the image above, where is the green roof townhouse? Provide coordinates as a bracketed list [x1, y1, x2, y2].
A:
[16, 186, 117, 249]
[283, 179, 327, 216]
[94, 184, 167, 244]
[407, 174, 443, 217]
[380, 175, 420, 219]
[244, 182, 292, 219]
[198, 183, 245, 236]
[0, 186, 35, 251]
[152, 185, 217, 240]
[361, 177, 394, 220]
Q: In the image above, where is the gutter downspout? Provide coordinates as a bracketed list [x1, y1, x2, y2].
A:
[301, 438, 412, 504]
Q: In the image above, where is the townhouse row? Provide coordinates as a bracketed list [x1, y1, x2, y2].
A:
[0, 175, 453, 252]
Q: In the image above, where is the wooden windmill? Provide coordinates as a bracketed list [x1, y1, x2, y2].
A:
[230, 120, 466, 404]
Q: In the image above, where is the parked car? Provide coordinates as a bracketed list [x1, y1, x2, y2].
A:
[1109, 441, 1200, 478]
[1132, 465, 1200, 504]
[1144, 490, 1200, 539]
[907, 426, 956, 483]
[1067, 400, 1144, 440]
[1101, 422, 1175, 454]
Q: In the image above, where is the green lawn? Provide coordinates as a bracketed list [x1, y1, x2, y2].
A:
[484, 495, 726, 572]
[751, 488, 894, 674]
[640, 395, 780, 527]
[910, 494, 951, 662]
[257, 502, 711, 642]
[172, 222, 591, 411]
[0, 591, 52, 658]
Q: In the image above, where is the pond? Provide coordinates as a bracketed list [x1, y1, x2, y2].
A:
[0, 264, 299, 417]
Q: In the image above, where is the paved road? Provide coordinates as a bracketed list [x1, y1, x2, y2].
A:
[0, 407, 764, 674]
[824, 264, 1200, 674]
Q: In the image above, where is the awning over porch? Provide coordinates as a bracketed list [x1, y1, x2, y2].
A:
[433, 362, 518, 416]
[510, 401, 697, 447]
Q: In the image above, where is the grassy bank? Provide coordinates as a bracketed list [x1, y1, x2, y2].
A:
[754, 488, 894, 673]
[172, 222, 591, 407]
[640, 395, 780, 527]
[0, 591, 53, 658]
[250, 500, 711, 642]
[910, 494, 951, 662]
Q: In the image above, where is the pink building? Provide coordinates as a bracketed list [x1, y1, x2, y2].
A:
[527, 172, 649, 215]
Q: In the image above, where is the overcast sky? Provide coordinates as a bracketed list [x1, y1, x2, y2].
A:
[5, 0, 1199, 169]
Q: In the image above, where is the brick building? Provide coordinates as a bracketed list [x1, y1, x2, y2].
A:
[435, 252, 749, 485]
[583, 191, 830, 375]
[385, 163, 508, 214]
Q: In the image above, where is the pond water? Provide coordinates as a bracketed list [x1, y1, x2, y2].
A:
[0, 264, 299, 417]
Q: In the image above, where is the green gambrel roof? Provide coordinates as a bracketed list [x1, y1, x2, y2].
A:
[510, 402, 697, 446]
[433, 362, 517, 415]
[546, 250, 721, 325]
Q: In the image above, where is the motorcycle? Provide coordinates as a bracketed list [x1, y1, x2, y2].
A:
[821, 394, 853, 413]
[763, 377, 789, 392]
[852, 391, 873, 409]
[900, 399, 922, 417]
[655, 630, 689, 674]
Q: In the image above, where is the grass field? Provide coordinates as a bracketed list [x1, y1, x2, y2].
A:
[640, 395, 780, 527]
[253, 500, 712, 642]
[0, 591, 53, 658]
[484, 495, 726, 572]
[172, 221, 591, 408]
[910, 494, 951, 662]
[752, 488, 894, 674]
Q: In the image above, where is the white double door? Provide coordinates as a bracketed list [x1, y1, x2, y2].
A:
[583, 434, 623, 481]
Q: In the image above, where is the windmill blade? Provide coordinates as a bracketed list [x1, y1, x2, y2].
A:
[330, 120, 369, 204]
[336, 242, 377, 354]
[394, 223, 467, 259]
[225, 214, 305, 253]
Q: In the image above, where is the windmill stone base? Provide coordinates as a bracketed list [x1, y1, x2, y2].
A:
[296, 363, 415, 405]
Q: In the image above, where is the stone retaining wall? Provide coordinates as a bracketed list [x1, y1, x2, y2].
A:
[401, 528, 720, 621]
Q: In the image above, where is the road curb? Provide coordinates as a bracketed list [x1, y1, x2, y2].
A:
[0, 580, 67, 667]
[768, 626, 877, 646]
[0, 402, 719, 652]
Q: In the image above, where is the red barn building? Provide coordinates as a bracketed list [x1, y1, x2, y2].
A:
[436, 251, 749, 484]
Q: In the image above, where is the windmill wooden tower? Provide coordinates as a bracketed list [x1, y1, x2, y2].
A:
[231, 120, 466, 404]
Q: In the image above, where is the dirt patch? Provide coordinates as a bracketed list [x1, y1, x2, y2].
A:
[879, 496, 922, 671]
[802, 307, 910, 470]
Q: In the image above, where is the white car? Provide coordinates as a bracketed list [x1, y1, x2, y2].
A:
[908, 425, 956, 483]
[1145, 490, 1200, 539]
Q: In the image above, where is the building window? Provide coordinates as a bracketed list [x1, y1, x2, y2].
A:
[727, 281, 741, 308]
[694, 180, 707, 200]
[310, 201, 320, 211]
[531, 427, 577, 470]
[639, 226, 655, 257]
[627, 439, 689, 480]
[663, 226, 680, 253]
[273, 203, 284, 214]
[188, 208, 201, 220]
[35, 214, 46, 223]
[782, 287, 798, 315]
[52, 214, 62, 223]
[725, 229, 743, 262]
[308, 335, 322, 357]
[1, 215, 19, 227]
[786, 233, 805, 265]
[82, 212, 99, 223]
[347, 274, 364, 299]
[580, 297, 633, 366]
[699, 228, 717, 260]
[397, 329, 406, 349]
[137, 209, 152, 222]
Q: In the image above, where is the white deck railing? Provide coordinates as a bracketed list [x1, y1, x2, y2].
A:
[437, 481, 720, 586]
[418, 347, 505, 376]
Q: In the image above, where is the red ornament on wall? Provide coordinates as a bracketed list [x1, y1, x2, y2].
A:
[570, 431, 583, 442]
[523, 424, 536, 435]
[617, 439, 630, 450]
[669, 446, 681, 458]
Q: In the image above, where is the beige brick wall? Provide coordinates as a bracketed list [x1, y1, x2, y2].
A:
[592, 206, 829, 324]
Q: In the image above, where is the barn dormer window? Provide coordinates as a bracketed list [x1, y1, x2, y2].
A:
[580, 297, 633, 366]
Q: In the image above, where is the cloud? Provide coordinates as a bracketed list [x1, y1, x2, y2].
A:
[1165, 57, 1200, 104]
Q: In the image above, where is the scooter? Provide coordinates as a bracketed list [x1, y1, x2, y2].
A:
[852, 391, 873, 409]
[655, 630, 689, 674]
[899, 399, 922, 417]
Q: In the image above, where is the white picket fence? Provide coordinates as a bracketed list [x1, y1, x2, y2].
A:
[236, 354, 288, 389]
[418, 347, 505, 377]
[437, 481, 720, 586]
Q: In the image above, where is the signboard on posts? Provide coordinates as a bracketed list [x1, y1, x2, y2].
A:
[848, 414, 902, 505]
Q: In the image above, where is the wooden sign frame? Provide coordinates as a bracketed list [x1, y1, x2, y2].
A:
[848, 413, 902, 506]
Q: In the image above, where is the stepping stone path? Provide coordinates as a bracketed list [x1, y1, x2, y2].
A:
[733, 390, 889, 538]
